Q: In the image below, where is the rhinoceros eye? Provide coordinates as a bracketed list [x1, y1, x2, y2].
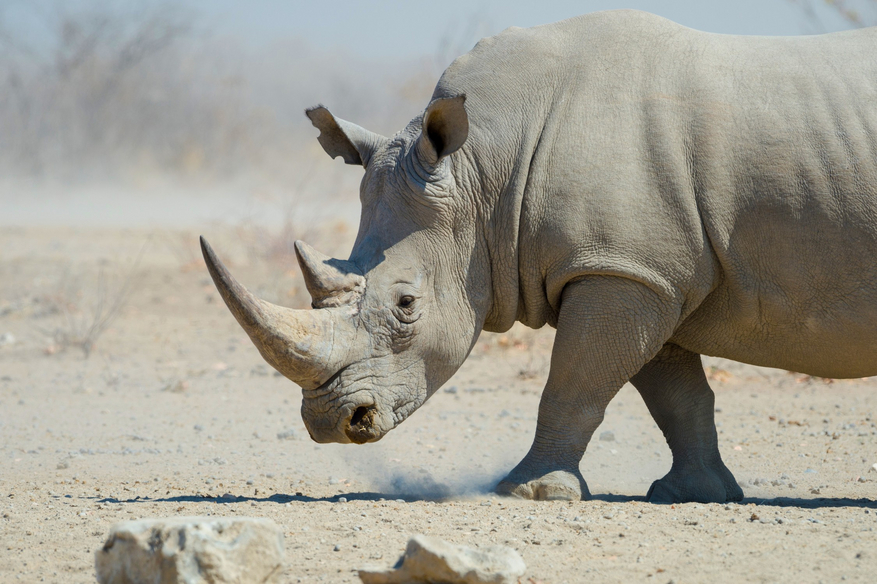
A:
[398, 295, 415, 308]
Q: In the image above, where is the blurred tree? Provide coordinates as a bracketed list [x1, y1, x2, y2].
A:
[0, 1, 429, 187]
[0, 1, 198, 177]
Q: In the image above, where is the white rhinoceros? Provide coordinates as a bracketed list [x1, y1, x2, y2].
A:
[201, 10, 877, 503]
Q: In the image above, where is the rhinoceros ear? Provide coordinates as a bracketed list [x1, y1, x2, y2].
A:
[306, 105, 386, 167]
[416, 95, 468, 166]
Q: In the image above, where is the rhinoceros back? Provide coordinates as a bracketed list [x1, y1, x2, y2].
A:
[434, 11, 877, 377]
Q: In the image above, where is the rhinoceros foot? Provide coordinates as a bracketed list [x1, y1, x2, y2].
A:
[646, 464, 744, 504]
[496, 469, 590, 501]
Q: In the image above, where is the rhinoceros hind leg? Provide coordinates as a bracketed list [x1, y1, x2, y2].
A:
[496, 468, 590, 501]
[632, 343, 743, 504]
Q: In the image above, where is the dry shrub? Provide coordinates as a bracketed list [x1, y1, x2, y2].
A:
[791, 0, 877, 30]
[43, 251, 144, 357]
[162, 230, 202, 272]
[234, 212, 355, 309]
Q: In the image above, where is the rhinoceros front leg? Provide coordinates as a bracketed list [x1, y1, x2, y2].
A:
[496, 276, 681, 501]
[630, 344, 744, 504]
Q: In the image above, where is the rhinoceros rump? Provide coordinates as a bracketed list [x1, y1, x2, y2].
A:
[203, 10, 877, 503]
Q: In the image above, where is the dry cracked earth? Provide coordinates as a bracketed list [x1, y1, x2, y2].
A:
[1, 226, 877, 583]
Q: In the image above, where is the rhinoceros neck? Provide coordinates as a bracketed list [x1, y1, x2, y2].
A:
[435, 23, 580, 332]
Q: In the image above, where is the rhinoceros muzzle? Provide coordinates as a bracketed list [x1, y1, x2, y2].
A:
[300, 387, 384, 444]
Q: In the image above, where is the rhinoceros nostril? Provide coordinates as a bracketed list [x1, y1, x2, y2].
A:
[350, 406, 371, 427]
[346, 405, 378, 444]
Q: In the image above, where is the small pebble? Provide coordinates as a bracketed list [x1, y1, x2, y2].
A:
[599, 431, 615, 442]
[338, 497, 347, 503]
[276, 429, 297, 440]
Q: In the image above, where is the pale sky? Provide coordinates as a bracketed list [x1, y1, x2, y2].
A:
[185, 0, 855, 58]
[1, 0, 859, 62]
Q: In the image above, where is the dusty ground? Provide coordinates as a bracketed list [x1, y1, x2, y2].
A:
[2, 225, 877, 583]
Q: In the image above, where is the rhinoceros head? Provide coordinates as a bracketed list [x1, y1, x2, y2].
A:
[203, 95, 489, 444]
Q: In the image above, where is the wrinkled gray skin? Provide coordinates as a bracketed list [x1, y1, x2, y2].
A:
[203, 10, 877, 503]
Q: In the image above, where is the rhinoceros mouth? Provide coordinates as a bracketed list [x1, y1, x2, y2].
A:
[345, 404, 379, 444]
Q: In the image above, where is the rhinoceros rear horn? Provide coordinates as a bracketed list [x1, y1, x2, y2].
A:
[200, 236, 351, 390]
[294, 240, 364, 308]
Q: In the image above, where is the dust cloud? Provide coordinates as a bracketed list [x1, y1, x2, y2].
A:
[337, 444, 516, 501]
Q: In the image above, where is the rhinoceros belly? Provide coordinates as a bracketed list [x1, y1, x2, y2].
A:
[672, 288, 877, 379]
[671, 196, 877, 379]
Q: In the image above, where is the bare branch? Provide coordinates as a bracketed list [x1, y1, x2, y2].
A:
[790, 0, 877, 30]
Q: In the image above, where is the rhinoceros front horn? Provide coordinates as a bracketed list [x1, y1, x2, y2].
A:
[200, 237, 352, 390]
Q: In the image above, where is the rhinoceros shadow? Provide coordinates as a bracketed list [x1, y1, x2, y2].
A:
[737, 496, 877, 509]
[592, 493, 877, 509]
[91, 491, 441, 505]
[87, 492, 877, 509]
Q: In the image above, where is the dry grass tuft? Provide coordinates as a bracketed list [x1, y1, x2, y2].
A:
[233, 211, 354, 309]
[42, 247, 145, 357]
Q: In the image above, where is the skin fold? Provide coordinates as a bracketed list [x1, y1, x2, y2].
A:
[205, 10, 877, 503]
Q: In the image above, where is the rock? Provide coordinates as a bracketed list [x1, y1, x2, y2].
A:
[598, 431, 615, 442]
[0, 332, 15, 346]
[95, 516, 284, 584]
[358, 535, 526, 584]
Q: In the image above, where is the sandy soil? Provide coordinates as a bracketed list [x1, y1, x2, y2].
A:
[2, 225, 876, 583]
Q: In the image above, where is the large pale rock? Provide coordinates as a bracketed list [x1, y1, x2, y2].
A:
[95, 516, 284, 584]
[358, 535, 526, 584]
